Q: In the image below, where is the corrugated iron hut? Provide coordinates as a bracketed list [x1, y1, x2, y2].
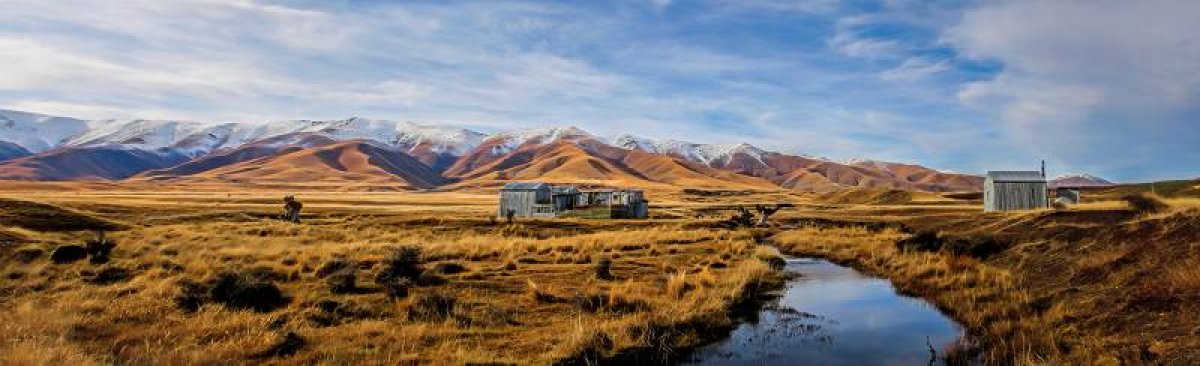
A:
[499, 182, 555, 218]
[498, 182, 648, 219]
[984, 171, 1048, 212]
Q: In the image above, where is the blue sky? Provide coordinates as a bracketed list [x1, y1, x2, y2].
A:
[0, 0, 1197, 182]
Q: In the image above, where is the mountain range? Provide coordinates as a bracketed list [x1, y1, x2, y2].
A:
[0, 108, 1074, 192]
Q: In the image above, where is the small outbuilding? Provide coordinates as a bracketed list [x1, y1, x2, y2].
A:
[984, 171, 1048, 212]
[498, 182, 648, 219]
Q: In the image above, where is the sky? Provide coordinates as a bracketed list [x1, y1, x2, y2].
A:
[0, 0, 1197, 182]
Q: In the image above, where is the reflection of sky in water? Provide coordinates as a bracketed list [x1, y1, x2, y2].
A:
[687, 258, 963, 366]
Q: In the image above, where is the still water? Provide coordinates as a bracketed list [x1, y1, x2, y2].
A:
[687, 258, 965, 366]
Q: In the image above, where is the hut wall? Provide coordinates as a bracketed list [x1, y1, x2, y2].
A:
[985, 181, 1048, 211]
[499, 188, 555, 217]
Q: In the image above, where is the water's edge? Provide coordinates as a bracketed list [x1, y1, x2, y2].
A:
[684, 257, 967, 365]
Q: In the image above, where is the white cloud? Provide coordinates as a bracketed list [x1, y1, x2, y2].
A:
[943, 0, 1200, 177]
[879, 57, 949, 81]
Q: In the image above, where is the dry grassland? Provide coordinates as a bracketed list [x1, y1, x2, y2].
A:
[0, 192, 782, 365]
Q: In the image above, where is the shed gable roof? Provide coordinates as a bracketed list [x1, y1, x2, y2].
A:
[502, 182, 549, 190]
[987, 171, 1046, 182]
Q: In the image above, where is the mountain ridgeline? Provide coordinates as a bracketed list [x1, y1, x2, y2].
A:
[0, 109, 989, 191]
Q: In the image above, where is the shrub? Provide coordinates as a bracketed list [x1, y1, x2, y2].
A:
[431, 262, 468, 275]
[408, 292, 457, 321]
[175, 279, 208, 312]
[315, 257, 351, 278]
[381, 277, 412, 300]
[84, 266, 132, 285]
[416, 271, 447, 286]
[376, 246, 425, 283]
[594, 256, 614, 280]
[84, 237, 116, 264]
[894, 230, 944, 253]
[50, 245, 88, 264]
[208, 271, 288, 312]
[1122, 194, 1168, 214]
[326, 268, 358, 294]
[942, 235, 1007, 260]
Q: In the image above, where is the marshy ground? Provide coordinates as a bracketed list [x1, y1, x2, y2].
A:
[1, 188, 1198, 364]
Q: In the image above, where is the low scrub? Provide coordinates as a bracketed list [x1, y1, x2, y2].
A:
[1122, 194, 1168, 214]
[176, 271, 289, 313]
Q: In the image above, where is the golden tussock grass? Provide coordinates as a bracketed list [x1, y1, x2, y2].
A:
[0, 193, 782, 365]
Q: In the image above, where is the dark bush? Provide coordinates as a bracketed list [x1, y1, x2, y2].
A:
[85, 237, 116, 264]
[326, 268, 358, 294]
[416, 271, 447, 286]
[50, 245, 88, 264]
[84, 266, 132, 285]
[315, 257, 351, 278]
[175, 279, 209, 312]
[408, 292, 457, 321]
[894, 230, 944, 253]
[432, 262, 468, 275]
[942, 235, 1007, 260]
[1122, 194, 1168, 214]
[209, 271, 288, 312]
[594, 256, 614, 280]
[376, 246, 425, 284]
[381, 277, 412, 300]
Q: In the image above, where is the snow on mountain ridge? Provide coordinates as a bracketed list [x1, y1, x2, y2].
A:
[0, 109, 487, 157]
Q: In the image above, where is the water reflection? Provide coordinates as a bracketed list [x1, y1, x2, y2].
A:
[687, 258, 964, 365]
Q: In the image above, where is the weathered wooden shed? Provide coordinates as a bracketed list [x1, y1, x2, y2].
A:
[984, 171, 1048, 212]
[498, 182, 554, 218]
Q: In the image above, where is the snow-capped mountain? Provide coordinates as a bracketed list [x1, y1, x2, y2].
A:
[0, 109, 92, 153]
[0, 108, 988, 192]
[485, 126, 597, 156]
[0, 110, 486, 158]
[1051, 173, 1114, 187]
[613, 135, 769, 165]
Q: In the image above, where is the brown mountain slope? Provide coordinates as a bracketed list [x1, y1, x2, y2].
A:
[450, 140, 780, 190]
[0, 147, 191, 181]
[171, 140, 446, 189]
[133, 133, 339, 180]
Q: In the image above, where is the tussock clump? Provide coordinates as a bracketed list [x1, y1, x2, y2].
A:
[754, 246, 786, 269]
[526, 280, 562, 303]
[432, 262, 468, 275]
[174, 279, 208, 312]
[665, 272, 694, 299]
[315, 257, 351, 278]
[416, 271, 447, 286]
[594, 256, 614, 280]
[85, 236, 116, 264]
[50, 245, 88, 264]
[1122, 194, 1168, 214]
[408, 292, 457, 321]
[376, 245, 425, 283]
[574, 291, 648, 314]
[326, 268, 358, 294]
[894, 230, 945, 253]
[942, 235, 1007, 260]
[307, 299, 381, 327]
[84, 266, 132, 285]
[13, 245, 44, 263]
[208, 271, 289, 312]
[381, 277, 412, 300]
[250, 332, 305, 359]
